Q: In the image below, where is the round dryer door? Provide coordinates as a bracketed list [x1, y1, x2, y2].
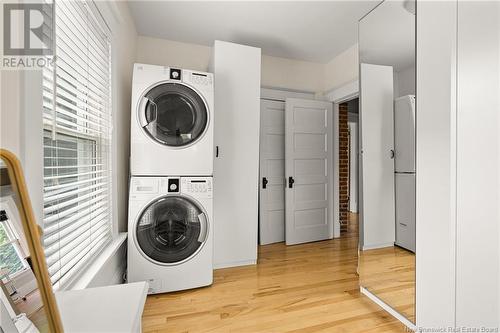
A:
[135, 195, 208, 264]
[138, 83, 208, 147]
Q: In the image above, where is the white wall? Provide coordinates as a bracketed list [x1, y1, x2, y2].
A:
[0, 0, 44, 225]
[261, 55, 324, 92]
[0, 71, 22, 156]
[137, 36, 325, 93]
[102, 1, 139, 234]
[324, 44, 359, 92]
[86, 243, 127, 288]
[394, 65, 415, 98]
[137, 36, 212, 72]
[137, 36, 362, 94]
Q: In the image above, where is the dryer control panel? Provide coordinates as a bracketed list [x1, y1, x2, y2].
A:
[181, 177, 213, 198]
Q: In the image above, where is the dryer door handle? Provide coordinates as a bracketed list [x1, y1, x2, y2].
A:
[198, 213, 208, 243]
[138, 97, 157, 127]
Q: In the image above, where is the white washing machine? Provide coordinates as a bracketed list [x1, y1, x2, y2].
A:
[130, 63, 214, 176]
[127, 176, 213, 294]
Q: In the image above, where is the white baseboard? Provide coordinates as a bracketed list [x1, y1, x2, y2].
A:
[362, 242, 395, 251]
[360, 286, 416, 331]
[214, 259, 257, 270]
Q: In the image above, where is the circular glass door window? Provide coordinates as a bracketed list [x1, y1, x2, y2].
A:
[135, 196, 208, 264]
[139, 83, 208, 147]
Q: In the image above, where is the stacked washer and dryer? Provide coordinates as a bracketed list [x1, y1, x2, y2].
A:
[128, 63, 214, 294]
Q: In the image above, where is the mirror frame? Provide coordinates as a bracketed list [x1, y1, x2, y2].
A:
[0, 149, 63, 332]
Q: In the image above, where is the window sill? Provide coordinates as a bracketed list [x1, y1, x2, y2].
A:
[68, 232, 127, 290]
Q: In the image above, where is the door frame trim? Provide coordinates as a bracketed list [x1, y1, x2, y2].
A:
[326, 81, 360, 238]
[261, 87, 315, 102]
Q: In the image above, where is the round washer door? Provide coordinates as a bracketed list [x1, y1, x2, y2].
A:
[138, 83, 208, 147]
[135, 195, 208, 264]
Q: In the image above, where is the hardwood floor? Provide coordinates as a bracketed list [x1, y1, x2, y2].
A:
[359, 245, 416, 322]
[142, 216, 408, 332]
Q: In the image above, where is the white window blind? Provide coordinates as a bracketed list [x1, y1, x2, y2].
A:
[42, 0, 112, 289]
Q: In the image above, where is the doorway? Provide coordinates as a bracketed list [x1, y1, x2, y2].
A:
[338, 98, 359, 235]
[258, 88, 335, 246]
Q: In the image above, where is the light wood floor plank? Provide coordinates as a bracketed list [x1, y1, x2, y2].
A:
[142, 215, 410, 332]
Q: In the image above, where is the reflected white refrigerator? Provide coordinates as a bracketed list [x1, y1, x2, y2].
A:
[394, 95, 416, 252]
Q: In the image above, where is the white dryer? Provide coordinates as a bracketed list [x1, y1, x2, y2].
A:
[130, 63, 214, 176]
[127, 176, 213, 294]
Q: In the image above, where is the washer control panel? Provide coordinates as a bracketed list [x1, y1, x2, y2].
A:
[130, 177, 159, 195]
[130, 177, 212, 198]
[181, 177, 212, 198]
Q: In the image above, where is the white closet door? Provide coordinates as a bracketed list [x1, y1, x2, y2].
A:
[211, 40, 261, 268]
[285, 98, 333, 245]
[359, 63, 395, 249]
[259, 100, 285, 245]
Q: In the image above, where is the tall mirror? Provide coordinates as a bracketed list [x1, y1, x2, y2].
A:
[0, 150, 63, 332]
[358, 0, 416, 323]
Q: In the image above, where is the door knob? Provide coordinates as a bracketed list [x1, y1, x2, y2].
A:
[390, 149, 395, 159]
[288, 176, 295, 188]
[262, 177, 268, 189]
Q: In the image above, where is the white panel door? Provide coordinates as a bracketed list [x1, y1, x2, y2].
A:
[360, 63, 395, 249]
[259, 100, 285, 245]
[285, 98, 333, 245]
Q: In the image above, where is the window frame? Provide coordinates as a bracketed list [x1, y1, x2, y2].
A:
[40, 0, 115, 289]
[0, 199, 30, 279]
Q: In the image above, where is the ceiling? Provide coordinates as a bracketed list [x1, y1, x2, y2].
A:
[128, 1, 378, 63]
[359, 1, 415, 70]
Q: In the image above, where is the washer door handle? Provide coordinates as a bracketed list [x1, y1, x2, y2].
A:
[198, 213, 208, 242]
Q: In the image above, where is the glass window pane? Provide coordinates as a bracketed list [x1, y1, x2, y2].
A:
[0, 242, 25, 276]
[0, 222, 9, 246]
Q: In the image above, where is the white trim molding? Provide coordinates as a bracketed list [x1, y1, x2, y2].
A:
[324, 80, 359, 104]
[326, 81, 359, 239]
[361, 287, 416, 331]
[260, 87, 315, 101]
[214, 259, 257, 270]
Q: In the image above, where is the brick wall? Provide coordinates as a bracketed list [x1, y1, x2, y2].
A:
[339, 103, 349, 231]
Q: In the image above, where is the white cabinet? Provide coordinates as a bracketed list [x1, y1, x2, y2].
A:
[455, 1, 499, 327]
[210, 41, 261, 269]
[417, 1, 500, 328]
